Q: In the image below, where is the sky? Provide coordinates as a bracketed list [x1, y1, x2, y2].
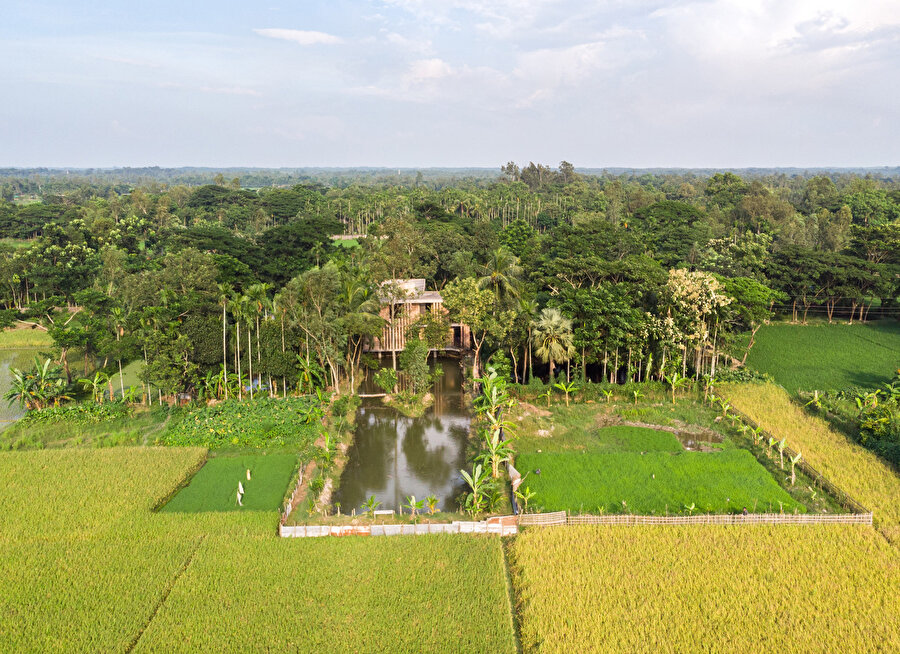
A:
[1, 0, 898, 168]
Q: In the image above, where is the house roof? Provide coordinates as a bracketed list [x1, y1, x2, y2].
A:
[378, 279, 443, 304]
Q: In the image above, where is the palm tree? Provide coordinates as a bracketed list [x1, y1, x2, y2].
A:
[478, 247, 522, 308]
[517, 296, 538, 382]
[532, 308, 575, 381]
[110, 306, 127, 399]
[217, 283, 232, 400]
[228, 294, 246, 400]
[246, 282, 272, 394]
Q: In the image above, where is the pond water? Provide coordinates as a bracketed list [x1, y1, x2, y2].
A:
[334, 358, 470, 513]
[0, 349, 41, 428]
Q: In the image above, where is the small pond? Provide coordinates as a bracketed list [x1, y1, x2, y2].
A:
[334, 358, 469, 513]
[0, 349, 43, 429]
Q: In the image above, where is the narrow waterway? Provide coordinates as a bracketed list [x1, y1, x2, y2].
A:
[0, 349, 41, 429]
[335, 358, 470, 513]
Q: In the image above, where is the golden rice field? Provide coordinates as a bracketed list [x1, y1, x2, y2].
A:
[0, 447, 517, 652]
[727, 383, 900, 543]
[511, 525, 900, 654]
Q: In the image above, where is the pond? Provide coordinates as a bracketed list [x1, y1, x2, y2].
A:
[0, 349, 42, 428]
[334, 358, 470, 513]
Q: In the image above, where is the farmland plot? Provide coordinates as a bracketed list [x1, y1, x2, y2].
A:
[511, 525, 900, 654]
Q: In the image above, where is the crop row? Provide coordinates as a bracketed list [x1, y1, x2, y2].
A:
[727, 382, 900, 542]
[510, 524, 900, 653]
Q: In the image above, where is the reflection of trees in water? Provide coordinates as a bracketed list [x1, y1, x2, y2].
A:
[401, 419, 453, 487]
[335, 409, 395, 509]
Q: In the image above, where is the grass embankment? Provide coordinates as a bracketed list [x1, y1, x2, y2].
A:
[728, 383, 900, 542]
[0, 448, 517, 652]
[517, 449, 800, 515]
[160, 454, 298, 512]
[0, 404, 168, 450]
[510, 525, 900, 654]
[512, 400, 807, 515]
[0, 327, 52, 349]
[745, 322, 900, 392]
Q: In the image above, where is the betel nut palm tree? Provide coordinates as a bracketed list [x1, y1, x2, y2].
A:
[532, 307, 575, 381]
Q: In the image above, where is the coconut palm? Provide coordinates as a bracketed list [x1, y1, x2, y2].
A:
[478, 247, 522, 307]
[110, 306, 128, 399]
[531, 308, 575, 381]
[517, 296, 538, 382]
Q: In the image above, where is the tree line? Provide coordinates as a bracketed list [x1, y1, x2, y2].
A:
[0, 165, 897, 403]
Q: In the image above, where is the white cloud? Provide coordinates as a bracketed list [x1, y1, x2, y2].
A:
[405, 58, 454, 83]
[253, 28, 343, 45]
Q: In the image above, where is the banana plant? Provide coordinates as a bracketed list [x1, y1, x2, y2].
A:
[665, 372, 691, 404]
[789, 451, 802, 486]
[514, 485, 536, 513]
[553, 381, 578, 407]
[460, 464, 489, 517]
[77, 371, 110, 404]
[361, 495, 381, 519]
[632, 389, 644, 405]
[602, 389, 613, 404]
[538, 388, 552, 408]
[425, 495, 439, 515]
[404, 495, 425, 521]
[684, 502, 696, 516]
[478, 429, 515, 479]
[777, 438, 786, 470]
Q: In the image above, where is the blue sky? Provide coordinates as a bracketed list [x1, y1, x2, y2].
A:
[1, 0, 898, 167]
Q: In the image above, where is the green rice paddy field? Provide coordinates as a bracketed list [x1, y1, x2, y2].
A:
[517, 449, 801, 515]
[160, 453, 298, 512]
[745, 321, 900, 392]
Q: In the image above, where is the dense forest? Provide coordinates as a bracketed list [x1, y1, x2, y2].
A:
[1, 163, 898, 403]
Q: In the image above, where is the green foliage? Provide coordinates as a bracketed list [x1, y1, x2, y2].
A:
[372, 367, 397, 394]
[159, 398, 321, 451]
[398, 337, 432, 394]
[17, 401, 131, 426]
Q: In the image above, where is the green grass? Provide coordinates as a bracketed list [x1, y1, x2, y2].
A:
[0, 328, 53, 349]
[0, 407, 168, 450]
[512, 398, 728, 455]
[160, 454, 298, 512]
[516, 450, 802, 515]
[745, 321, 900, 392]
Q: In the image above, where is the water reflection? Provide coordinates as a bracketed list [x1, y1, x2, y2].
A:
[0, 349, 42, 428]
[335, 358, 469, 512]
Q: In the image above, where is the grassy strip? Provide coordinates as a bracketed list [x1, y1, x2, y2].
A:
[745, 322, 900, 392]
[134, 535, 517, 653]
[728, 382, 900, 542]
[511, 525, 900, 653]
[0, 407, 169, 450]
[516, 450, 801, 515]
[511, 399, 727, 455]
[160, 454, 298, 513]
[0, 328, 53, 349]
